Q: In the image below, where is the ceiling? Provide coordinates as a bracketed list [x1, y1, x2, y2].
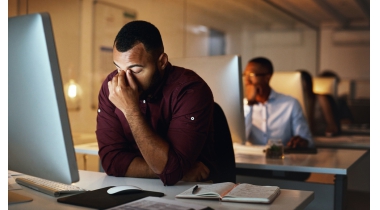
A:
[187, 0, 370, 30]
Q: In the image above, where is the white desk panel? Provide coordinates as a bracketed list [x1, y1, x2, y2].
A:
[9, 170, 314, 210]
[313, 135, 370, 150]
[74, 142, 99, 155]
[233, 143, 368, 175]
[233, 143, 368, 210]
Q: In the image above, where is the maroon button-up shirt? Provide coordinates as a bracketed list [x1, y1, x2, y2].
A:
[96, 63, 217, 185]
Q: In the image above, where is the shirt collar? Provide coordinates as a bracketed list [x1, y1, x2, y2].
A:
[267, 88, 279, 101]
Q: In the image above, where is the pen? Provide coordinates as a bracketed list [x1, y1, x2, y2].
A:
[192, 185, 199, 194]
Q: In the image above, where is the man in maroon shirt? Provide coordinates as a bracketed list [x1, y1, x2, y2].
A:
[96, 20, 217, 185]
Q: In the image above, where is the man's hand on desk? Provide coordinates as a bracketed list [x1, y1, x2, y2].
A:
[287, 136, 309, 148]
[181, 162, 210, 182]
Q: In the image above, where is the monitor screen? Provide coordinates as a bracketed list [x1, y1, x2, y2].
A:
[8, 13, 79, 184]
[170, 55, 245, 144]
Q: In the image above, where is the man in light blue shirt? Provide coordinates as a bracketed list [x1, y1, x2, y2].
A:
[243, 57, 314, 148]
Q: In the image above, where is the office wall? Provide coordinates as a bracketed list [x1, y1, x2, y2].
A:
[241, 25, 318, 75]
[8, 0, 370, 138]
[320, 28, 370, 79]
[319, 27, 370, 98]
[182, 2, 244, 58]
[9, 0, 81, 85]
[98, 0, 186, 59]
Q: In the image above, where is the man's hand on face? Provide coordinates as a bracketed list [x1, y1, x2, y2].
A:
[181, 162, 210, 182]
[108, 70, 140, 116]
[245, 83, 262, 105]
[287, 136, 309, 148]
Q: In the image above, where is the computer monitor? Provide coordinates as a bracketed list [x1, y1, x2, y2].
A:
[170, 55, 245, 144]
[8, 13, 79, 184]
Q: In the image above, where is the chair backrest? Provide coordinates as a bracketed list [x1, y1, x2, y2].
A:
[315, 94, 341, 136]
[213, 102, 236, 183]
[312, 77, 341, 136]
[269, 71, 307, 120]
[313, 77, 338, 98]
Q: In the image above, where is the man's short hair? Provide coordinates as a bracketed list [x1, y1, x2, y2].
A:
[249, 57, 273, 75]
[319, 70, 340, 83]
[114, 20, 164, 58]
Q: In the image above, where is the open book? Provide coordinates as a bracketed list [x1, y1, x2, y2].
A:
[176, 182, 280, 204]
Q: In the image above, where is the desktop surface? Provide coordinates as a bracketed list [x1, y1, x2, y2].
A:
[233, 143, 368, 174]
[233, 143, 368, 210]
[313, 135, 370, 150]
[9, 170, 314, 210]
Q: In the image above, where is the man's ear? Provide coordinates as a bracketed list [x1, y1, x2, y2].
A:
[157, 53, 168, 70]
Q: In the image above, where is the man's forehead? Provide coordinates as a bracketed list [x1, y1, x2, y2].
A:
[113, 43, 146, 54]
[113, 44, 150, 62]
[245, 62, 267, 72]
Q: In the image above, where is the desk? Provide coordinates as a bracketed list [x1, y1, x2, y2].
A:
[233, 143, 368, 210]
[313, 135, 370, 150]
[313, 135, 370, 193]
[74, 142, 102, 171]
[9, 170, 314, 210]
[74, 142, 98, 155]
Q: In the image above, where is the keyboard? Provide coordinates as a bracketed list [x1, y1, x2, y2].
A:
[15, 176, 87, 197]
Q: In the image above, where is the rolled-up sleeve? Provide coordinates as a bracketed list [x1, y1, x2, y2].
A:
[157, 77, 214, 185]
[96, 72, 140, 176]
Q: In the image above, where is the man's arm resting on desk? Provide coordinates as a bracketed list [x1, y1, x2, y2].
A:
[122, 108, 170, 175]
[126, 157, 158, 178]
[108, 71, 172, 173]
[125, 157, 210, 182]
[122, 109, 210, 183]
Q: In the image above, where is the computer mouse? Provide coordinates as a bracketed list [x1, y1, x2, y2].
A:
[107, 185, 143, 195]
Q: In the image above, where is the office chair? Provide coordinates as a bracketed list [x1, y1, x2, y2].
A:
[313, 77, 338, 99]
[316, 94, 341, 136]
[213, 102, 236, 183]
[269, 71, 308, 122]
[312, 77, 341, 136]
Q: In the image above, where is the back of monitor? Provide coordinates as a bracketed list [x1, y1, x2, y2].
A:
[8, 13, 79, 184]
[170, 55, 245, 144]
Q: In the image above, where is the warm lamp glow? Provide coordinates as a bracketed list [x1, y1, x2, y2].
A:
[64, 79, 82, 110]
[68, 83, 78, 98]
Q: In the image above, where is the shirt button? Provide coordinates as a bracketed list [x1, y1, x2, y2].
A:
[143, 100, 146, 103]
[191, 117, 195, 120]
[98, 109, 101, 113]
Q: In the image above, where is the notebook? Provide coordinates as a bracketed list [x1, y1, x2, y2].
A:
[176, 182, 280, 204]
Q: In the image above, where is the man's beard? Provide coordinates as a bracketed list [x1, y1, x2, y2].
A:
[139, 66, 162, 99]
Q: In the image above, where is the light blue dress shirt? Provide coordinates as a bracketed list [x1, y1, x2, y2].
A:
[244, 89, 314, 147]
